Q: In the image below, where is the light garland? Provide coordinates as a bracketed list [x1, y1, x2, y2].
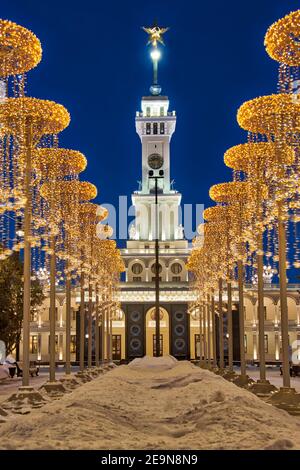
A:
[209, 181, 249, 203]
[33, 148, 87, 177]
[96, 223, 113, 240]
[264, 10, 300, 66]
[0, 19, 42, 76]
[224, 142, 295, 171]
[0, 97, 70, 138]
[203, 205, 229, 222]
[97, 205, 109, 221]
[237, 94, 300, 135]
[40, 180, 97, 202]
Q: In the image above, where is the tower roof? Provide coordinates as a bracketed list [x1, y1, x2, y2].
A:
[142, 95, 168, 101]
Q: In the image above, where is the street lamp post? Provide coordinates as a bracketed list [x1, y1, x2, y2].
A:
[149, 173, 164, 357]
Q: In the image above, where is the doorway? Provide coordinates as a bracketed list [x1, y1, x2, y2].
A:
[145, 306, 169, 356]
[112, 334, 121, 361]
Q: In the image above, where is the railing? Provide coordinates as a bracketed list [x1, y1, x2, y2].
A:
[120, 281, 190, 288]
[136, 111, 176, 118]
[244, 283, 300, 290]
[122, 248, 190, 255]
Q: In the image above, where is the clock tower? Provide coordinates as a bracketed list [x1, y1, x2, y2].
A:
[136, 95, 176, 195]
[133, 94, 182, 241]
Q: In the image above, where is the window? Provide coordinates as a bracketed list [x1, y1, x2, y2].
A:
[146, 122, 151, 134]
[132, 263, 143, 275]
[30, 310, 37, 322]
[264, 334, 268, 353]
[48, 335, 58, 354]
[133, 277, 142, 282]
[72, 308, 76, 321]
[172, 276, 181, 282]
[165, 244, 170, 249]
[152, 277, 162, 282]
[49, 307, 58, 321]
[160, 106, 164, 116]
[70, 335, 76, 353]
[146, 107, 150, 117]
[151, 263, 162, 274]
[244, 334, 247, 353]
[160, 122, 165, 134]
[257, 306, 267, 320]
[112, 335, 121, 360]
[30, 335, 38, 354]
[144, 245, 150, 249]
[171, 263, 182, 274]
[153, 122, 158, 134]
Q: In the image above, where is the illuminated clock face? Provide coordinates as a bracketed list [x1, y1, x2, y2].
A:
[148, 153, 163, 169]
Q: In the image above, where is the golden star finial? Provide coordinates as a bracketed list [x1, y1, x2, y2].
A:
[142, 23, 169, 47]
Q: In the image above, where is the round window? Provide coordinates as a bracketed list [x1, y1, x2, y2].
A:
[130, 339, 141, 351]
[171, 263, 182, 274]
[174, 324, 185, 336]
[130, 311, 141, 322]
[175, 338, 186, 351]
[130, 325, 141, 337]
[151, 263, 162, 274]
[132, 263, 143, 275]
[174, 311, 184, 322]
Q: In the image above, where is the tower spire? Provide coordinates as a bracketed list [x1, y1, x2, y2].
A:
[142, 23, 169, 95]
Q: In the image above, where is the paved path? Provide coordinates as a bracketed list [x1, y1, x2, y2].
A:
[235, 366, 300, 392]
[0, 366, 73, 402]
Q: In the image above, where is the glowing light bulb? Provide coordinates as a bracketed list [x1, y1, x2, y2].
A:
[150, 49, 161, 61]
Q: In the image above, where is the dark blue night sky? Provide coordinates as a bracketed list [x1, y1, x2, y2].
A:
[1, 1, 298, 249]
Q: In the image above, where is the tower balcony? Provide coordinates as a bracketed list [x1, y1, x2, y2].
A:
[136, 111, 176, 118]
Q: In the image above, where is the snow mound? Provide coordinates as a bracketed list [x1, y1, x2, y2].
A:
[264, 439, 295, 450]
[1, 362, 300, 450]
[151, 374, 202, 389]
[128, 355, 178, 370]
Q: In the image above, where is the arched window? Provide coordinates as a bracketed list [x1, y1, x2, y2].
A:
[132, 263, 143, 275]
[151, 263, 162, 274]
[171, 263, 182, 275]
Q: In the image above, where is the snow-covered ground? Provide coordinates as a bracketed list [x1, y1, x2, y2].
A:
[0, 367, 68, 401]
[1, 363, 299, 401]
[239, 366, 300, 392]
[0, 356, 300, 450]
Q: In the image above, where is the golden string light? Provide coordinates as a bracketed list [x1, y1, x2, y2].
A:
[237, 94, 300, 135]
[40, 180, 97, 201]
[0, 97, 70, 139]
[0, 19, 42, 76]
[264, 10, 300, 66]
[33, 148, 87, 177]
[224, 142, 295, 172]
